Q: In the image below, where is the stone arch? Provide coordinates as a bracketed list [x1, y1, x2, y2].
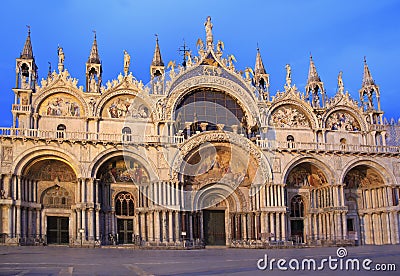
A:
[340, 158, 396, 187]
[323, 106, 366, 131]
[283, 156, 334, 186]
[95, 89, 155, 119]
[12, 146, 82, 178]
[268, 100, 318, 129]
[89, 148, 159, 183]
[192, 183, 244, 212]
[33, 87, 89, 117]
[165, 75, 260, 128]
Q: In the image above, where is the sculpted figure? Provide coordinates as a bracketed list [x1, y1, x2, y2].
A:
[58, 46, 65, 64]
[285, 64, 292, 87]
[337, 71, 344, 92]
[204, 16, 213, 47]
[123, 50, 130, 74]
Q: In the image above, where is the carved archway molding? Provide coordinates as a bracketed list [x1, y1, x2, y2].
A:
[282, 155, 335, 185]
[192, 182, 246, 212]
[323, 106, 367, 131]
[268, 99, 318, 129]
[95, 88, 156, 118]
[170, 131, 272, 184]
[165, 75, 260, 127]
[33, 87, 90, 117]
[88, 147, 159, 182]
[12, 146, 82, 178]
[340, 158, 397, 186]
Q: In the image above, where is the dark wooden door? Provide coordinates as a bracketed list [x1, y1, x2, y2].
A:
[47, 216, 69, 244]
[117, 219, 134, 244]
[204, 210, 226, 245]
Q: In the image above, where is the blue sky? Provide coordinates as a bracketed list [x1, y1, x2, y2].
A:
[0, 0, 399, 126]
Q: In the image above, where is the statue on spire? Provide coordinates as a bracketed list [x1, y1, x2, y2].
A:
[57, 45, 65, 72]
[337, 71, 344, 93]
[123, 50, 131, 76]
[285, 64, 292, 88]
[204, 16, 213, 49]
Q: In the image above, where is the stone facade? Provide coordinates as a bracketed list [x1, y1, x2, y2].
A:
[0, 19, 399, 248]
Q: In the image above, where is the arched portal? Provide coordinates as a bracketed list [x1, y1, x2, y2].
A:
[24, 158, 77, 245]
[285, 161, 330, 244]
[343, 164, 395, 245]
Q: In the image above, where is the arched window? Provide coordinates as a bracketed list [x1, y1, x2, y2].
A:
[115, 192, 134, 216]
[175, 88, 246, 136]
[57, 124, 66, 138]
[122, 127, 132, 142]
[287, 135, 295, 148]
[340, 138, 346, 149]
[290, 195, 304, 218]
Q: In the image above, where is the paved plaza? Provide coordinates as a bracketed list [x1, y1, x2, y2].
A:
[0, 245, 399, 275]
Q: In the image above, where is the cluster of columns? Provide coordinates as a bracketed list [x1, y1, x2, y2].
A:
[357, 186, 399, 245]
[73, 178, 101, 242]
[306, 184, 347, 242]
[0, 174, 41, 242]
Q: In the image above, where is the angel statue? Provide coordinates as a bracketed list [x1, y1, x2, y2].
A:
[216, 40, 224, 52]
[227, 54, 236, 70]
[244, 67, 254, 80]
[123, 50, 131, 75]
[204, 16, 213, 48]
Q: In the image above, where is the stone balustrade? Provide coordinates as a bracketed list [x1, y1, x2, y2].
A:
[256, 139, 400, 154]
[0, 127, 184, 145]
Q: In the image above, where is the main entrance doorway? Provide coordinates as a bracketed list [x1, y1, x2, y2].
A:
[203, 210, 226, 245]
[117, 219, 133, 244]
[290, 219, 304, 243]
[46, 216, 69, 244]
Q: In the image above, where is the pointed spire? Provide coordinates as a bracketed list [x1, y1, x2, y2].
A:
[151, 34, 164, 67]
[255, 47, 266, 75]
[20, 25, 33, 59]
[307, 54, 321, 83]
[362, 56, 375, 87]
[88, 31, 100, 64]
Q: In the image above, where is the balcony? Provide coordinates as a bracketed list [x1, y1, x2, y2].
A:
[11, 104, 31, 113]
[0, 128, 184, 145]
[256, 140, 400, 154]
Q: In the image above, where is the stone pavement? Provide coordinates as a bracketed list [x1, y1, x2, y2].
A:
[0, 245, 399, 275]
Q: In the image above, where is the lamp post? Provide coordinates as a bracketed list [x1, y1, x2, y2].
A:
[79, 228, 85, 247]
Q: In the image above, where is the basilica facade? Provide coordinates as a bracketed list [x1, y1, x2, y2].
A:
[0, 17, 399, 247]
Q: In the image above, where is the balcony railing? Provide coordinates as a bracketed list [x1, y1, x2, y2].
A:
[256, 140, 400, 154]
[1, 127, 399, 154]
[0, 128, 185, 145]
[11, 104, 31, 112]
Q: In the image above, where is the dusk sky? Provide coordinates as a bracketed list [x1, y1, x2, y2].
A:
[0, 0, 399, 126]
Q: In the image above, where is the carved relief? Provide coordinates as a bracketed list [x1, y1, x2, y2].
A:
[326, 111, 360, 131]
[272, 157, 281, 173]
[39, 93, 83, 117]
[270, 105, 310, 128]
[42, 186, 73, 208]
[98, 157, 149, 184]
[102, 95, 149, 119]
[344, 166, 384, 188]
[1, 146, 13, 162]
[287, 164, 327, 187]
